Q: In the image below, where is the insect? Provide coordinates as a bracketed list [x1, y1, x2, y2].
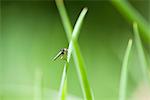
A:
[52, 48, 68, 61]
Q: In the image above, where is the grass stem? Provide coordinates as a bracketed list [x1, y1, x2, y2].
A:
[119, 39, 132, 100]
[133, 22, 150, 84]
[55, 0, 93, 99]
[111, 0, 150, 44]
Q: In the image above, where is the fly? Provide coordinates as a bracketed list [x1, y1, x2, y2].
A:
[52, 48, 68, 61]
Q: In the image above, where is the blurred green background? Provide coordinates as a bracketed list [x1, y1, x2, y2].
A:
[1, 0, 150, 100]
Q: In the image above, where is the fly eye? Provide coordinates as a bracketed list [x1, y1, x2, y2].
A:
[61, 51, 64, 54]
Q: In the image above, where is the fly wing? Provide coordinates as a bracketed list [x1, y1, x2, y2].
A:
[52, 51, 62, 61]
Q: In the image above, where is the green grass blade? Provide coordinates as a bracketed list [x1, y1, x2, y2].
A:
[133, 22, 150, 84]
[71, 8, 88, 41]
[68, 8, 93, 99]
[111, 0, 150, 44]
[119, 39, 132, 100]
[55, 0, 93, 99]
[58, 36, 73, 100]
[59, 63, 68, 100]
[55, 0, 72, 41]
[58, 7, 88, 100]
[72, 41, 93, 99]
[55, 0, 73, 97]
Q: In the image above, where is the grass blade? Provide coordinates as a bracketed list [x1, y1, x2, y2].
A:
[58, 7, 88, 100]
[133, 22, 150, 84]
[111, 0, 150, 44]
[55, 0, 72, 41]
[58, 39, 73, 100]
[119, 39, 132, 100]
[55, 0, 93, 99]
[58, 63, 68, 100]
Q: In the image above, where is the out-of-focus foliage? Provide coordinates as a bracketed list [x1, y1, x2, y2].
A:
[1, 0, 150, 100]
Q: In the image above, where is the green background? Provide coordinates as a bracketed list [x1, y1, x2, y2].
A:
[1, 0, 150, 100]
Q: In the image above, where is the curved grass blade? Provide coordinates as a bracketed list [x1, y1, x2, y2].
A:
[111, 0, 150, 44]
[55, 0, 93, 99]
[119, 39, 132, 100]
[58, 62, 68, 100]
[133, 22, 150, 84]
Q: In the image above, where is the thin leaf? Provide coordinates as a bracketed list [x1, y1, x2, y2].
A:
[55, 0, 93, 99]
[133, 22, 150, 84]
[111, 0, 150, 44]
[119, 39, 132, 100]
